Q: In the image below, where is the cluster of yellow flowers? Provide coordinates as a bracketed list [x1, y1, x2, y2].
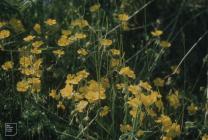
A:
[71, 19, 88, 28]
[156, 115, 181, 139]
[151, 29, 171, 48]
[48, 69, 109, 114]
[17, 55, 42, 93]
[0, 3, 205, 139]
[127, 81, 162, 118]
[15, 23, 44, 93]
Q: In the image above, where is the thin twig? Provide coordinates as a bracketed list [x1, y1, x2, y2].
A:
[165, 30, 208, 79]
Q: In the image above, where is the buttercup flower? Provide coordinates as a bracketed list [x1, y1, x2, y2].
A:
[119, 66, 135, 79]
[99, 106, 110, 117]
[75, 100, 88, 112]
[71, 19, 88, 28]
[2, 61, 14, 71]
[77, 48, 88, 56]
[45, 18, 57, 26]
[60, 84, 74, 99]
[100, 39, 112, 46]
[90, 3, 101, 12]
[151, 29, 163, 37]
[16, 80, 30, 92]
[23, 35, 35, 42]
[0, 30, 10, 39]
[118, 14, 129, 22]
[33, 23, 41, 33]
[53, 49, 65, 57]
[160, 40, 171, 48]
[57, 101, 65, 110]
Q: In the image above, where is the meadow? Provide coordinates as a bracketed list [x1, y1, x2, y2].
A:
[0, 0, 208, 139]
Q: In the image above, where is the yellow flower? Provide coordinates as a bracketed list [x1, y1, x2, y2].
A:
[16, 80, 30, 92]
[120, 124, 132, 133]
[66, 70, 89, 85]
[75, 33, 87, 39]
[118, 14, 129, 22]
[128, 85, 141, 95]
[149, 91, 161, 102]
[19, 56, 33, 67]
[76, 70, 89, 79]
[202, 134, 208, 140]
[155, 99, 164, 112]
[33, 23, 41, 33]
[31, 48, 42, 54]
[57, 101, 65, 110]
[74, 92, 84, 101]
[57, 36, 72, 47]
[165, 123, 181, 138]
[71, 19, 88, 28]
[90, 3, 101, 12]
[153, 77, 165, 87]
[77, 48, 88, 56]
[160, 40, 171, 48]
[33, 58, 42, 70]
[129, 108, 138, 118]
[23, 35, 35, 42]
[110, 49, 120, 56]
[66, 74, 80, 85]
[116, 83, 126, 90]
[100, 39, 112, 46]
[156, 115, 172, 129]
[61, 30, 72, 36]
[99, 106, 110, 117]
[146, 108, 157, 117]
[32, 41, 44, 48]
[136, 130, 144, 138]
[85, 80, 106, 103]
[49, 89, 57, 99]
[187, 103, 198, 115]
[128, 97, 141, 108]
[119, 66, 135, 79]
[44, 18, 57, 26]
[167, 90, 180, 109]
[140, 94, 153, 106]
[53, 49, 65, 57]
[111, 58, 120, 68]
[60, 84, 73, 99]
[75, 100, 88, 112]
[0, 30, 10, 39]
[151, 29, 163, 37]
[139, 81, 152, 91]
[2, 61, 14, 71]
[28, 77, 41, 93]
[20, 68, 33, 76]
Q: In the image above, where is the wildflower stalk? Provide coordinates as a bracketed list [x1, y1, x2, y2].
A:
[205, 64, 208, 126]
